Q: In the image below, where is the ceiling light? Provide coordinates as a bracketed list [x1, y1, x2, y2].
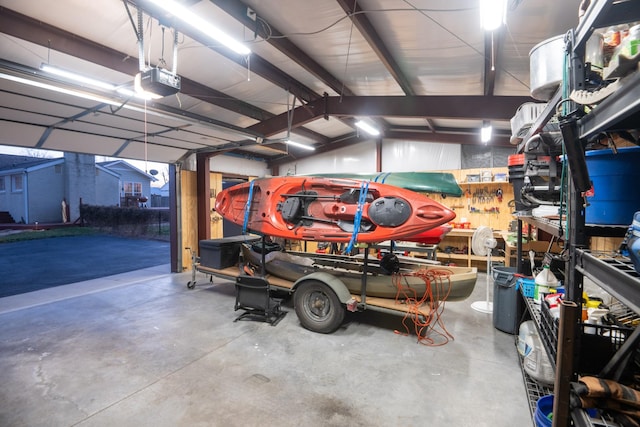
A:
[2, 72, 172, 118]
[479, 0, 507, 31]
[132, 73, 165, 100]
[481, 122, 492, 143]
[147, 0, 251, 55]
[40, 64, 116, 91]
[2, 72, 120, 104]
[117, 87, 160, 101]
[0, 69, 259, 139]
[286, 140, 315, 151]
[355, 120, 380, 137]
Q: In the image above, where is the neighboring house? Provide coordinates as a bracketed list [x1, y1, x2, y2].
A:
[97, 160, 157, 208]
[0, 153, 155, 224]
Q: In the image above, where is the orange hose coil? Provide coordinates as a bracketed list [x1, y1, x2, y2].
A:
[392, 268, 454, 346]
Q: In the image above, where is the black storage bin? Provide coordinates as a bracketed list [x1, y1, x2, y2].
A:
[199, 235, 260, 269]
[492, 266, 524, 334]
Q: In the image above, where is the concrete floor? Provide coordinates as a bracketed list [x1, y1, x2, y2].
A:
[0, 266, 534, 427]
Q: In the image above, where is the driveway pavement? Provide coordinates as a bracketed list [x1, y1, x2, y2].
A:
[0, 235, 170, 298]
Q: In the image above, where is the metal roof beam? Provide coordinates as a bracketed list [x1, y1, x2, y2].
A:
[250, 95, 532, 135]
[267, 128, 513, 167]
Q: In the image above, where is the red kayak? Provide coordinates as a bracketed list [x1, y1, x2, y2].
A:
[214, 176, 455, 243]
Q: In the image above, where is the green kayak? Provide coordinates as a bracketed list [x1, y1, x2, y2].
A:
[303, 172, 463, 197]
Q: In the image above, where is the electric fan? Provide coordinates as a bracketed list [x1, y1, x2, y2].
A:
[470, 226, 497, 313]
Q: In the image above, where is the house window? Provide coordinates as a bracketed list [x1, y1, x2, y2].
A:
[123, 182, 142, 196]
[0, 176, 5, 192]
[11, 174, 23, 192]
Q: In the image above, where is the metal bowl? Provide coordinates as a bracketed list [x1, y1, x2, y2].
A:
[529, 35, 566, 101]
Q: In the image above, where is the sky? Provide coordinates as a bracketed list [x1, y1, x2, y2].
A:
[0, 145, 169, 187]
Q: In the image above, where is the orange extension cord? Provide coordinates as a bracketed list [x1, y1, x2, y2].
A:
[392, 269, 454, 346]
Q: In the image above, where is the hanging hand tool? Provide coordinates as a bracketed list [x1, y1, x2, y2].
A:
[496, 187, 503, 203]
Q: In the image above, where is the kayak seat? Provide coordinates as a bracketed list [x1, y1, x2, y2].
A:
[280, 197, 303, 223]
[279, 191, 317, 226]
[234, 275, 287, 326]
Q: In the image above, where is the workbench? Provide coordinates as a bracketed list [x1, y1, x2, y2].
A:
[436, 228, 509, 269]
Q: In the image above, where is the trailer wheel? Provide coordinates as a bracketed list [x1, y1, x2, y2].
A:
[187, 281, 196, 289]
[294, 280, 345, 334]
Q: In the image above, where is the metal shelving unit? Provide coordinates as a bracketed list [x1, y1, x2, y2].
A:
[518, 289, 555, 425]
[519, 352, 554, 423]
[576, 251, 640, 314]
[516, 214, 564, 239]
[514, 2, 640, 425]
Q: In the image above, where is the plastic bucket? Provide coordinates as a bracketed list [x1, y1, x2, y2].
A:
[535, 395, 553, 427]
[492, 266, 523, 334]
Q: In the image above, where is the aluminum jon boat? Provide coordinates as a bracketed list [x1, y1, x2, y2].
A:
[214, 176, 456, 243]
[241, 243, 477, 302]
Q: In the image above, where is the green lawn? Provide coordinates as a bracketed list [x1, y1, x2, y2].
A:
[0, 227, 99, 243]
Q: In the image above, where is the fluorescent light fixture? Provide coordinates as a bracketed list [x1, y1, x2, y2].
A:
[355, 120, 380, 137]
[479, 0, 507, 31]
[481, 122, 492, 143]
[0, 72, 171, 118]
[1, 70, 261, 142]
[147, 0, 251, 55]
[40, 64, 161, 101]
[117, 87, 163, 101]
[286, 140, 315, 151]
[2, 72, 120, 104]
[41, 64, 116, 91]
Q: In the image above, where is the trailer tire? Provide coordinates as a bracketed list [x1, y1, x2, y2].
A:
[294, 280, 345, 334]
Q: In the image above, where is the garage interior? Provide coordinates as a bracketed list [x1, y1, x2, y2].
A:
[2, 1, 640, 426]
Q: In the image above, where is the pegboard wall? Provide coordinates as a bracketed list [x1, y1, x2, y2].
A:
[429, 167, 515, 231]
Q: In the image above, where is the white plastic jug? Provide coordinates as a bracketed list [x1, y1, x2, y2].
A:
[535, 265, 559, 287]
[517, 320, 555, 386]
[534, 265, 559, 303]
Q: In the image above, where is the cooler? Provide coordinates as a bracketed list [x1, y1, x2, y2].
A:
[199, 235, 261, 269]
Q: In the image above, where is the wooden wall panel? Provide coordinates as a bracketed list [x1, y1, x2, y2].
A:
[430, 167, 514, 231]
[180, 170, 198, 272]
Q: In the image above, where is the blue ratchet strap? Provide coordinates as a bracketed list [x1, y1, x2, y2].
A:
[345, 180, 370, 254]
[373, 172, 391, 183]
[242, 180, 255, 234]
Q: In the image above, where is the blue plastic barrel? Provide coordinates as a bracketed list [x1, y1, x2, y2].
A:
[584, 146, 640, 225]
